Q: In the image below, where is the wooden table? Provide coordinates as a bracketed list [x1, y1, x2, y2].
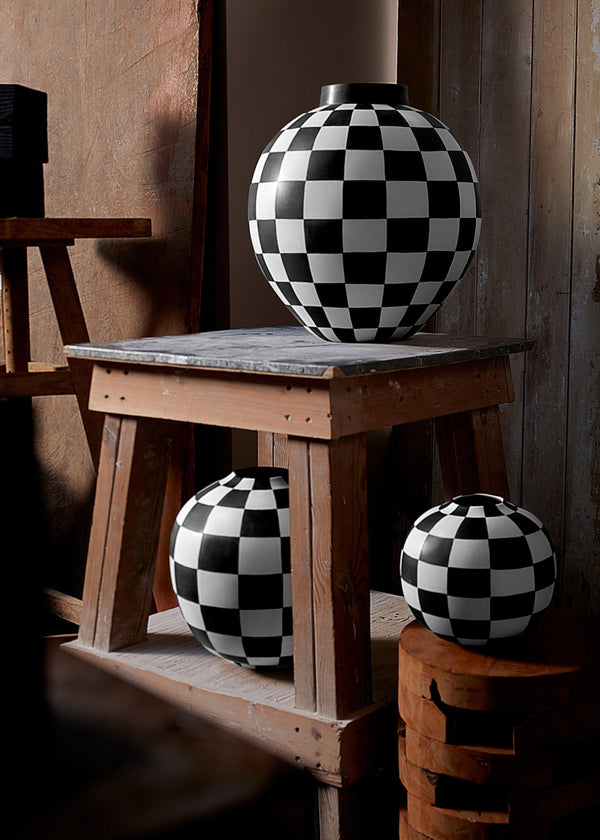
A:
[63, 326, 534, 840]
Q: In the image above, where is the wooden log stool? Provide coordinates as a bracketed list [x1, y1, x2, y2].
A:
[61, 325, 534, 840]
[397, 611, 600, 839]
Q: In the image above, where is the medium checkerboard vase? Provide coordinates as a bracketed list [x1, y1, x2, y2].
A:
[400, 493, 556, 647]
[248, 82, 481, 343]
[169, 467, 292, 670]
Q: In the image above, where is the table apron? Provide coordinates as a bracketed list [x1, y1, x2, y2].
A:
[87, 355, 514, 439]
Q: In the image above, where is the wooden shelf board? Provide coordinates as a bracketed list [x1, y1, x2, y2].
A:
[0, 217, 151, 240]
[0, 363, 74, 396]
[65, 591, 414, 786]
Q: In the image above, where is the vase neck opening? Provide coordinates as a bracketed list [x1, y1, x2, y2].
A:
[452, 493, 505, 508]
[229, 466, 288, 480]
[319, 83, 409, 107]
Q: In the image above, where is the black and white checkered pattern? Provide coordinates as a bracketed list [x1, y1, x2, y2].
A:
[400, 493, 556, 647]
[248, 90, 481, 343]
[169, 468, 292, 670]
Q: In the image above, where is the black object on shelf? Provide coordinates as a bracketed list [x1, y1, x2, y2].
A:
[0, 84, 48, 217]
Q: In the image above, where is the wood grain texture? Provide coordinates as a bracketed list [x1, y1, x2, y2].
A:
[80, 347, 520, 442]
[477, 0, 533, 503]
[0, 217, 151, 240]
[0, 0, 201, 600]
[44, 588, 83, 626]
[308, 436, 372, 718]
[79, 415, 123, 648]
[400, 743, 600, 823]
[287, 436, 317, 711]
[328, 355, 516, 439]
[435, 405, 510, 499]
[395, 3, 598, 618]
[396, 0, 442, 597]
[397, 0, 440, 114]
[399, 679, 600, 755]
[436, 0, 482, 337]
[398, 610, 600, 716]
[406, 793, 544, 839]
[67, 591, 413, 787]
[79, 415, 173, 651]
[0, 363, 73, 397]
[1, 247, 30, 372]
[562, 1, 600, 616]
[257, 431, 289, 468]
[521, 0, 576, 580]
[400, 727, 555, 788]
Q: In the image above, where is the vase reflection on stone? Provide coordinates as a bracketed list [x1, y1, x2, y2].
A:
[399, 493, 556, 647]
[169, 467, 292, 670]
[248, 82, 481, 343]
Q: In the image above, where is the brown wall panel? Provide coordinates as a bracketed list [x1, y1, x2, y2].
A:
[398, 1, 598, 616]
[0, 0, 200, 597]
[563, 1, 600, 614]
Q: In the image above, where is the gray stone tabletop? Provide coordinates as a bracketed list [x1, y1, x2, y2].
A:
[64, 326, 534, 378]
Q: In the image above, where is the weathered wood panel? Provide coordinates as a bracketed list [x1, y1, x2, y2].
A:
[476, 0, 533, 502]
[563, 1, 600, 614]
[433, 0, 483, 503]
[522, 0, 576, 585]
[398, 1, 598, 616]
[397, 0, 440, 115]
[0, 1, 201, 598]
[437, 0, 482, 335]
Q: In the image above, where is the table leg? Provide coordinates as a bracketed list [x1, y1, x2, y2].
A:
[1, 246, 30, 372]
[287, 433, 372, 719]
[39, 244, 104, 467]
[257, 430, 288, 468]
[78, 413, 173, 651]
[283, 434, 376, 837]
[317, 771, 401, 840]
[435, 405, 510, 499]
[153, 426, 186, 611]
[317, 784, 353, 840]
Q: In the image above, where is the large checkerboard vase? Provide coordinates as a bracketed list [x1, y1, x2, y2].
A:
[248, 82, 481, 343]
[400, 493, 556, 647]
[169, 468, 292, 670]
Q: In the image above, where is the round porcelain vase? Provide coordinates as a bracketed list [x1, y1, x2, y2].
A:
[248, 82, 481, 343]
[399, 493, 556, 647]
[169, 467, 292, 670]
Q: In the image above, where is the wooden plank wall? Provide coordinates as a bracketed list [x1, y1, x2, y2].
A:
[0, 1, 201, 600]
[398, 0, 599, 617]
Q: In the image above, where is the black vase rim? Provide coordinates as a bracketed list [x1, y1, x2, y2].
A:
[227, 466, 288, 479]
[319, 82, 409, 107]
[451, 492, 506, 507]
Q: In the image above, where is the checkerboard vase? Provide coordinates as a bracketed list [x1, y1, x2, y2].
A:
[248, 82, 481, 343]
[169, 468, 292, 670]
[400, 493, 556, 647]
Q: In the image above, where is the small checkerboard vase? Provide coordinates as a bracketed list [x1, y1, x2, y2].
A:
[248, 82, 481, 343]
[400, 493, 556, 647]
[169, 467, 292, 670]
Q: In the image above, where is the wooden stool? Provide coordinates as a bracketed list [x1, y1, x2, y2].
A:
[0, 216, 151, 466]
[61, 326, 534, 840]
[0, 217, 151, 624]
[398, 612, 600, 838]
